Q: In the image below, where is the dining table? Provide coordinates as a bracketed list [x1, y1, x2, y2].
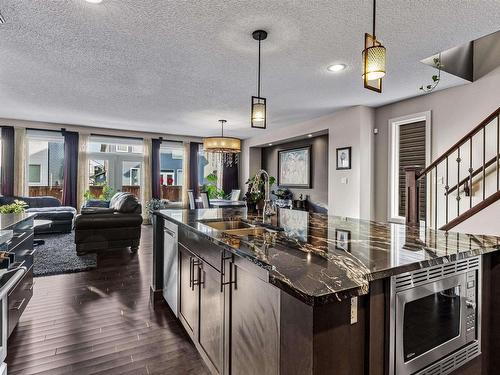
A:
[195, 199, 247, 208]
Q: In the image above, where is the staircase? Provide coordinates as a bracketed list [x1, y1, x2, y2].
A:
[405, 107, 500, 231]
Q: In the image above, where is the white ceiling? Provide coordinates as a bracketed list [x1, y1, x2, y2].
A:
[0, 1, 499, 139]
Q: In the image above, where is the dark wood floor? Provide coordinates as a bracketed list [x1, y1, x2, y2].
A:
[6, 226, 209, 375]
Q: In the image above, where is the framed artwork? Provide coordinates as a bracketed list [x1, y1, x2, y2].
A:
[278, 146, 312, 188]
[335, 229, 351, 251]
[336, 146, 351, 170]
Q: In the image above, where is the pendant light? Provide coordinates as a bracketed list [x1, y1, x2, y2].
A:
[251, 30, 268, 129]
[203, 120, 241, 166]
[362, 0, 386, 93]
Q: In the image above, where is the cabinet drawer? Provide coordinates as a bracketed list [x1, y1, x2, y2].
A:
[179, 229, 224, 271]
[8, 267, 34, 337]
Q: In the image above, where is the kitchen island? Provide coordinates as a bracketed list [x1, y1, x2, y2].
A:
[152, 208, 500, 375]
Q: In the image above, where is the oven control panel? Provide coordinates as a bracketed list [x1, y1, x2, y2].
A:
[465, 270, 477, 342]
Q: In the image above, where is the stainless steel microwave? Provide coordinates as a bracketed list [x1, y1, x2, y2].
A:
[389, 257, 481, 375]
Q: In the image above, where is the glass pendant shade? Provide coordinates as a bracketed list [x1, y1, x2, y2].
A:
[363, 33, 385, 92]
[251, 96, 266, 129]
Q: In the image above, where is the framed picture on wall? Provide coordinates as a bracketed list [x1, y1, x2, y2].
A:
[278, 146, 312, 188]
[335, 229, 351, 251]
[336, 146, 351, 170]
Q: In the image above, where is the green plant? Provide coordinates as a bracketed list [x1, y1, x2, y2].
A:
[201, 171, 225, 199]
[420, 55, 443, 93]
[244, 173, 276, 205]
[0, 200, 28, 214]
[84, 183, 115, 201]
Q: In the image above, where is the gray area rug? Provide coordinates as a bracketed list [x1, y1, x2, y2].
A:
[33, 232, 97, 277]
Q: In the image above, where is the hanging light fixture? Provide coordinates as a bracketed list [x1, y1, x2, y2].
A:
[203, 120, 241, 166]
[251, 30, 268, 129]
[362, 0, 386, 93]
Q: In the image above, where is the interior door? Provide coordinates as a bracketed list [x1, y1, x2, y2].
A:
[198, 261, 224, 374]
[179, 244, 199, 338]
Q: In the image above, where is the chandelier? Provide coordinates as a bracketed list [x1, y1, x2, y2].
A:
[203, 120, 241, 166]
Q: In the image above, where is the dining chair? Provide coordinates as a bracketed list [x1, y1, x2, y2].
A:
[187, 190, 196, 209]
[230, 189, 241, 201]
[200, 191, 211, 208]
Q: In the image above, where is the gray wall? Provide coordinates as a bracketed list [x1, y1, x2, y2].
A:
[261, 135, 328, 208]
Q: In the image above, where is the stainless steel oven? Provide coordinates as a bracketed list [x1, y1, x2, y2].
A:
[389, 257, 481, 375]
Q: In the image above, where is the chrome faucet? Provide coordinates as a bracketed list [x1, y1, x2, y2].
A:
[250, 169, 275, 222]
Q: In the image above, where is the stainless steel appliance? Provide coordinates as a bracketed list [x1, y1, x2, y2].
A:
[389, 257, 481, 375]
[163, 220, 178, 317]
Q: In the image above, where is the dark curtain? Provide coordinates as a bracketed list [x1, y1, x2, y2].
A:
[151, 138, 162, 199]
[62, 131, 79, 207]
[223, 162, 239, 195]
[1, 126, 15, 196]
[189, 142, 202, 197]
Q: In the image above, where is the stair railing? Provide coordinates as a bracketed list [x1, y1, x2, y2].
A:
[405, 107, 500, 231]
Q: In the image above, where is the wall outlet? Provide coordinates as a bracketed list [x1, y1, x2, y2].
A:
[341, 177, 348, 184]
[350, 297, 358, 324]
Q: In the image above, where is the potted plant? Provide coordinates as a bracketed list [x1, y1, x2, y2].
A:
[83, 183, 115, 202]
[244, 173, 276, 212]
[201, 171, 225, 199]
[144, 198, 169, 224]
[0, 200, 28, 214]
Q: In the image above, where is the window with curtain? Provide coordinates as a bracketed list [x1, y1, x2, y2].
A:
[26, 130, 65, 201]
[159, 141, 184, 203]
[87, 136, 144, 200]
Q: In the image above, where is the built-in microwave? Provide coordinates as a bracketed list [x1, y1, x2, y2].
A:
[389, 257, 481, 375]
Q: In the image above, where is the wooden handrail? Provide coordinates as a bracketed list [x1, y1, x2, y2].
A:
[440, 191, 500, 231]
[417, 107, 500, 180]
[445, 155, 499, 196]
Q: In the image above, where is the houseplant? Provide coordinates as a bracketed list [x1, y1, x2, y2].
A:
[244, 172, 276, 212]
[201, 171, 225, 199]
[83, 183, 115, 201]
[0, 200, 28, 214]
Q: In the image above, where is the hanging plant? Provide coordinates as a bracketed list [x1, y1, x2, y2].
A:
[420, 54, 444, 93]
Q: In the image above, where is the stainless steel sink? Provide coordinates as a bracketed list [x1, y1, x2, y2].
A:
[222, 227, 271, 236]
[200, 220, 253, 231]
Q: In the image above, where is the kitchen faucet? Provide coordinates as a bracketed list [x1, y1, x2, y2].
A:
[250, 169, 275, 222]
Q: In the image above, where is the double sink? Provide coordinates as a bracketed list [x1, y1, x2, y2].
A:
[198, 219, 277, 237]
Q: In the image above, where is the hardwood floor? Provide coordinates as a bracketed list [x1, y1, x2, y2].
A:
[6, 226, 209, 375]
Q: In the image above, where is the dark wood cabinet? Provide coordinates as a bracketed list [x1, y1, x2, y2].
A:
[7, 267, 33, 336]
[178, 243, 199, 338]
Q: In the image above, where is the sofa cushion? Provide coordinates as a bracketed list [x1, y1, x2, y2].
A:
[0, 195, 61, 208]
[109, 192, 141, 214]
[84, 200, 110, 208]
[27, 206, 76, 221]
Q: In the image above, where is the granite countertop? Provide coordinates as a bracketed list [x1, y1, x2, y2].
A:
[0, 230, 13, 246]
[156, 208, 500, 305]
[0, 213, 35, 230]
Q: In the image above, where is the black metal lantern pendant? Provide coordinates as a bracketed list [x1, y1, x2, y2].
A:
[251, 30, 268, 129]
[363, 0, 386, 93]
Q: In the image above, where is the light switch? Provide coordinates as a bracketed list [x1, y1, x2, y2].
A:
[341, 177, 348, 184]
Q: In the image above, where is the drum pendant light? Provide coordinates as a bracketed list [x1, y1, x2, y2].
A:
[363, 0, 386, 93]
[251, 30, 268, 129]
[203, 120, 241, 166]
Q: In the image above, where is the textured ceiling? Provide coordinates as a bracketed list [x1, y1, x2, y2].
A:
[0, 1, 499, 139]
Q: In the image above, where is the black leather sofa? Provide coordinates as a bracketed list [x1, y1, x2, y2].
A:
[0, 195, 76, 234]
[74, 192, 143, 255]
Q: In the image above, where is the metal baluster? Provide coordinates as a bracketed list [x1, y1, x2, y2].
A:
[469, 137, 473, 209]
[483, 127, 486, 200]
[435, 166, 438, 230]
[457, 148, 461, 217]
[445, 157, 449, 225]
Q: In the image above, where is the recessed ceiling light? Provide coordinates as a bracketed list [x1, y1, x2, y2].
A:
[268, 143, 273, 146]
[85, 0, 103, 4]
[327, 64, 346, 72]
[308, 134, 313, 138]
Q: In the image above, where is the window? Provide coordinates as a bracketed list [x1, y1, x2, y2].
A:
[28, 164, 41, 184]
[159, 142, 184, 202]
[26, 130, 65, 201]
[388, 112, 431, 223]
[197, 144, 223, 192]
[88, 136, 144, 200]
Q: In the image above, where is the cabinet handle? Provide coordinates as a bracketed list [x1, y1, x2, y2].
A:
[192, 260, 202, 290]
[189, 257, 193, 288]
[220, 252, 235, 292]
[12, 298, 26, 311]
[164, 228, 175, 237]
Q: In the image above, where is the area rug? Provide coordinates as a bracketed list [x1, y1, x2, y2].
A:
[33, 232, 97, 277]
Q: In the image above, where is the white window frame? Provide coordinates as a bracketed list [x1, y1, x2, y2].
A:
[28, 163, 42, 185]
[388, 111, 432, 224]
[129, 167, 141, 185]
